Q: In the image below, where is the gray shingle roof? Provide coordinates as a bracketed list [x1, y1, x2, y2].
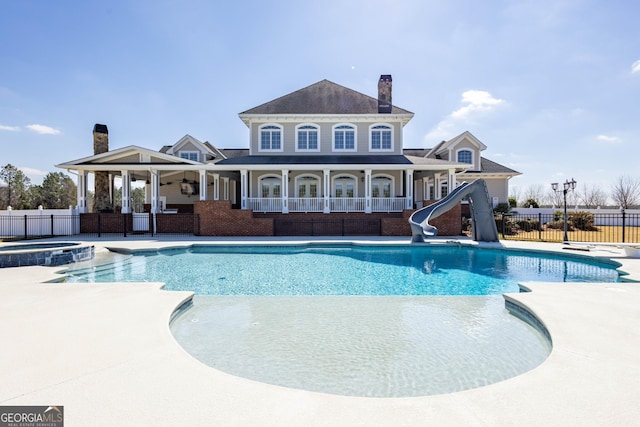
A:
[240, 80, 414, 115]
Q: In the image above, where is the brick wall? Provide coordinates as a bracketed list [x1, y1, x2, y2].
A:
[194, 200, 273, 236]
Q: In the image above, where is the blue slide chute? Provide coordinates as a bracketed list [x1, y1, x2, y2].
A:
[409, 179, 499, 242]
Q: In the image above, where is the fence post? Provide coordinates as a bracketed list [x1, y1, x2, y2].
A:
[50, 214, 54, 237]
[501, 213, 506, 237]
[98, 214, 101, 238]
[538, 213, 542, 240]
[123, 213, 128, 238]
[622, 210, 626, 243]
[24, 215, 28, 240]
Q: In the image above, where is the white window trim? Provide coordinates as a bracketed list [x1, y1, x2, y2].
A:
[179, 151, 200, 162]
[455, 148, 475, 168]
[295, 123, 321, 152]
[369, 123, 394, 152]
[258, 124, 284, 152]
[332, 123, 357, 152]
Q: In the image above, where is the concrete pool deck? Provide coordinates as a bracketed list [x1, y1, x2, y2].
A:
[1, 237, 640, 426]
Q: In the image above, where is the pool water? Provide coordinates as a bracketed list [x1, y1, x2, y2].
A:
[64, 244, 621, 397]
[171, 295, 551, 397]
[64, 244, 621, 295]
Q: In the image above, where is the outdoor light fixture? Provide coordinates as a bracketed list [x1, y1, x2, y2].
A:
[551, 178, 577, 243]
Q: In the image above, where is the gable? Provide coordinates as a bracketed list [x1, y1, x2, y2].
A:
[239, 79, 414, 117]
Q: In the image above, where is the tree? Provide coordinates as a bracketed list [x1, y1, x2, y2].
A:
[30, 172, 77, 209]
[521, 184, 544, 207]
[611, 175, 640, 209]
[579, 183, 608, 208]
[0, 164, 32, 209]
[509, 186, 522, 207]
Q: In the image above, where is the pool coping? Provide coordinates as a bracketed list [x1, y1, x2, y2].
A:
[1, 236, 640, 426]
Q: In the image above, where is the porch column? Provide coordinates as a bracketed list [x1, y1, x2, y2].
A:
[212, 174, 220, 200]
[364, 169, 372, 213]
[76, 171, 88, 213]
[405, 169, 414, 210]
[150, 170, 160, 213]
[222, 177, 229, 200]
[240, 169, 248, 209]
[199, 169, 207, 201]
[448, 168, 457, 193]
[323, 169, 330, 213]
[108, 173, 114, 208]
[281, 169, 289, 214]
[121, 170, 131, 213]
[434, 173, 442, 200]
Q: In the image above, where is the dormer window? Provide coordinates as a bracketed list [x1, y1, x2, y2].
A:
[259, 124, 282, 151]
[179, 151, 199, 161]
[457, 149, 473, 164]
[296, 124, 320, 151]
[370, 124, 393, 151]
[333, 124, 356, 151]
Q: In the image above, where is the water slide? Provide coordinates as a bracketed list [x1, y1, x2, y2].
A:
[409, 179, 499, 242]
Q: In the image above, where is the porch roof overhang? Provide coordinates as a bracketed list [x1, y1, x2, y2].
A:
[215, 155, 469, 172]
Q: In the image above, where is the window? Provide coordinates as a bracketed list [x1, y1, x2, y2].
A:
[457, 149, 473, 164]
[370, 124, 393, 151]
[333, 124, 356, 151]
[179, 151, 199, 161]
[259, 125, 282, 151]
[296, 125, 319, 151]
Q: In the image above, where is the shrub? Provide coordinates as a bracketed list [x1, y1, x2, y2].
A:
[493, 202, 511, 214]
[522, 198, 540, 208]
[547, 219, 574, 231]
[495, 217, 518, 235]
[570, 211, 598, 231]
[516, 219, 541, 232]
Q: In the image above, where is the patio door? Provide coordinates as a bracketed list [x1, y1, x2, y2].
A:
[333, 176, 356, 211]
[295, 176, 319, 211]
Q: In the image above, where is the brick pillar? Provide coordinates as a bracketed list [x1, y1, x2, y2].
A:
[93, 124, 111, 212]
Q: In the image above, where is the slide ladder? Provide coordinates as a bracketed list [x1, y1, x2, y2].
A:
[409, 179, 499, 242]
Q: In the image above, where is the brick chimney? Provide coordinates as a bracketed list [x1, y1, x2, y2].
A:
[93, 124, 111, 212]
[377, 75, 392, 113]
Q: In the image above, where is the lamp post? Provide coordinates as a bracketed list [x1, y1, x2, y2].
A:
[551, 178, 577, 243]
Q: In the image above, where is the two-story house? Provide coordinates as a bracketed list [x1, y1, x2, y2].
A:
[56, 75, 519, 236]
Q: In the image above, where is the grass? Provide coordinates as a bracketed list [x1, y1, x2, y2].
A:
[502, 225, 640, 244]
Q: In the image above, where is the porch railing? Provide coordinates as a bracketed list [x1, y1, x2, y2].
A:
[247, 197, 405, 213]
[372, 197, 406, 212]
[247, 198, 283, 213]
[289, 197, 323, 212]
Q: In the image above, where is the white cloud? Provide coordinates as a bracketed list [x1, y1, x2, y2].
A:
[596, 134, 621, 144]
[632, 60, 640, 74]
[425, 90, 506, 142]
[19, 167, 48, 178]
[450, 90, 505, 120]
[25, 124, 61, 135]
[0, 124, 21, 131]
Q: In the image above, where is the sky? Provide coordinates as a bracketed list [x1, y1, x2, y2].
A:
[1, 0, 639, 202]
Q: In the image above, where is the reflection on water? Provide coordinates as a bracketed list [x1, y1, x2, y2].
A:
[170, 295, 551, 397]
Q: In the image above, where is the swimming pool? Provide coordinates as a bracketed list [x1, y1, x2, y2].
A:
[63, 243, 622, 397]
[64, 244, 622, 295]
